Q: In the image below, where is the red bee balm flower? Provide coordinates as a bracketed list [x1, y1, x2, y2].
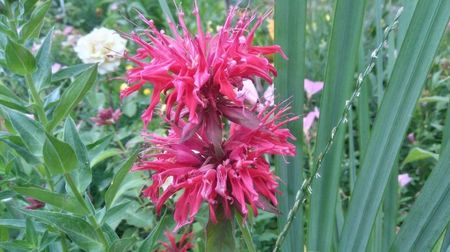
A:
[158, 231, 194, 252]
[134, 105, 297, 230]
[121, 3, 286, 129]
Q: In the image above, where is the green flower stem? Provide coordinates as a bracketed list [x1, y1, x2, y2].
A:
[39, 166, 69, 252]
[109, 126, 126, 152]
[25, 74, 48, 125]
[64, 173, 109, 249]
[235, 213, 256, 252]
[60, 232, 69, 252]
[42, 165, 55, 192]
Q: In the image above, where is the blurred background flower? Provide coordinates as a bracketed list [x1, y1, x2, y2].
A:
[74, 27, 126, 74]
[91, 108, 121, 126]
[398, 173, 412, 187]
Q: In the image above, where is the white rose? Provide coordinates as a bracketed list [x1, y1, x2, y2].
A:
[74, 27, 126, 75]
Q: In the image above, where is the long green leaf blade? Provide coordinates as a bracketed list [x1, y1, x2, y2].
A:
[307, 0, 367, 251]
[274, 0, 306, 251]
[104, 149, 138, 208]
[64, 117, 92, 192]
[339, 0, 450, 250]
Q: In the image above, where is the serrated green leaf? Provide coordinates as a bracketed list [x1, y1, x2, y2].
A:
[391, 142, 450, 251]
[5, 39, 36, 75]
[19, 209, 103, 251]
[339, 0, 450, 250]
[14, 186, 88, 215]
[105, 149, 138, 208]
[20, 1, 51, 41]
[46, 65, 97, 132]
[33, 29, 53, 90]
[43, 133, 78, 175]
[64, 118, 92, 192]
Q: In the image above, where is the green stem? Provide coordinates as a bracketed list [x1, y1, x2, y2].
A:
[64, 173, 109, 249]
[42, 165, 55, 192]
[60, 232, 69, 252]
[40, 167, 69, 251]
[110, 126, 126, 152]
[235, 213, 256, 252]
[25, 74, 48, 125]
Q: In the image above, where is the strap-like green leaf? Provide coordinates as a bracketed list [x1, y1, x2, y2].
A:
[307, 0, 367, 251]
[339, 0, 450, 250]
[273, 0, 306, 251]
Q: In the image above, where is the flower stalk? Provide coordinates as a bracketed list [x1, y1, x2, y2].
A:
[64, 173, 109, 249]
[25, 74, 48, 125]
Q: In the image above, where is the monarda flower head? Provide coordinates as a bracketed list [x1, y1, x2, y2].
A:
[134, 104, 297, 230]
[121, 2, 286, 134]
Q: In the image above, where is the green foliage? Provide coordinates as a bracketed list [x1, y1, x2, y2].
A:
[46, 65, 98, 131]
[5, 39, 36, 75]
[274, 1, 306, 251]
[43, 132, 78, 175]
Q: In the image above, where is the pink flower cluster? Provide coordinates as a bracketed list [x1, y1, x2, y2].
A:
[122, 3, 297, 230]
[91, 108, 121, 126]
